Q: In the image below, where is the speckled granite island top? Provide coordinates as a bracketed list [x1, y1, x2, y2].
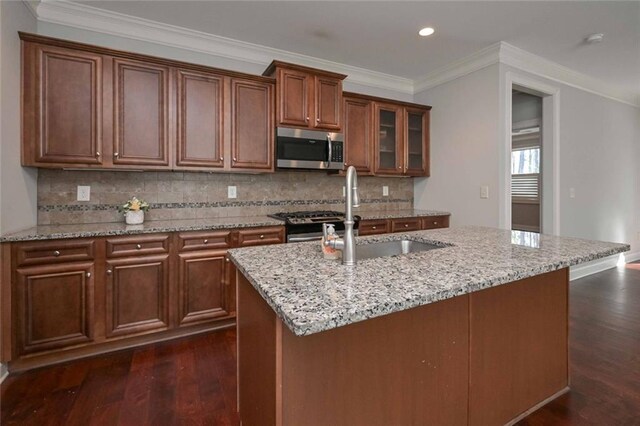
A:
[0, 216, 283, 242]
[229, 226, 629, 336]
[358, 208, 450, 220]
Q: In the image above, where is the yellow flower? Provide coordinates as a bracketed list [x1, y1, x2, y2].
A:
[129, 199, 141, 211]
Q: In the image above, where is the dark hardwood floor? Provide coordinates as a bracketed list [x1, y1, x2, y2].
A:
[2, 262, 639, 425]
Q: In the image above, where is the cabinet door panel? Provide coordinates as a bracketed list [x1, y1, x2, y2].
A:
[314, 77, 342, 130]
[374, 103, 404, 175]
[113, 59, 170, 166]
[230, 79, 274, 170]
[343, 97, 373, 173]
[33, 46, 102, 165]
[178, 250, 230, 326]
[405, 108, 430, 176]
[105, 255, 169, 337]
[16, 262, 94, 354]
[176, 70, 224, 168]
[277, 69, 310, 127]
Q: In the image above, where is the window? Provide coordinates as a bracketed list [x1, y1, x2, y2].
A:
[511, 147, 540, 202]
[511, 147, 540, 174]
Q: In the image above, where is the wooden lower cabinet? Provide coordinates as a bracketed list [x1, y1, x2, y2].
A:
[105, 254, 170, 338]
[15, 262, 94, 355]
[359, 215, 450, 236]
[177, 250, 231, 326]
[4, 225, 284, 371]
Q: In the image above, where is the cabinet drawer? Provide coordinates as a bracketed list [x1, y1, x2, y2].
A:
[236, 227, 285, 247]
[390, 218, 422, 233]
[106, 234, 170, 258]
[16, 239, 95, 266]
[422, 215, 450, 230]
[358, 220, 389, 236]
[177, 231, 232, 252]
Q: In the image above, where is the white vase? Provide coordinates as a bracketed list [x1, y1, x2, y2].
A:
[125, 210, 144, 225]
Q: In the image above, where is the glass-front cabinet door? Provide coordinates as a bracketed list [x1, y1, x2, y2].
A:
[404, 107, 430, 176]
[374, 103, 404, 175]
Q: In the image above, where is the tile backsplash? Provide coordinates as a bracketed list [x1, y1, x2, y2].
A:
[37, 170, 413, 225]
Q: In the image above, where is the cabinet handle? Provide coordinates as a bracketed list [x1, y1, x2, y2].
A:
[433, 221, 438, 225]
[86, 272, 91, 278]
[259, 234, 265, 239]
[106, 269, 112, 275]
[136, 244, 142, 250]
[372, 226, 377, 230]
[203, 239, 208, 244]
[53, 250, 61, 257]
[404, 224, 409, 228]
[114, 152, 119, 158]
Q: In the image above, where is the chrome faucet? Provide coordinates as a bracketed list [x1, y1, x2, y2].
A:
[323, 166, 360, 265]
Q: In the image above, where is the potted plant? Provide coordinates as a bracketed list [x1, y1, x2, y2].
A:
[118, 196, 150, 225]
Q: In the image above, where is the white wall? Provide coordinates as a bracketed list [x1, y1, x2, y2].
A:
[1, 1, 38, 234]
[37, 22, 414, 102]
[413, 65, 501, 227]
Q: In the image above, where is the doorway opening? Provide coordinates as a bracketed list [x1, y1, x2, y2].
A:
[511, 90, 542, 233]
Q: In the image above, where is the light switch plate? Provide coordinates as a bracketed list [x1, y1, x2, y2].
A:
[569, 188, 576, 199]
[480, 185, 489, 199]
[227, 186, 237, 199]
[77, 185, 91, 201]
[382, 186, 389, 197]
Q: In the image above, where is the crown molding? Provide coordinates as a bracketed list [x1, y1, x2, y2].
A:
[413, 42, 502, 93]
[498, 42, 639, 107]
[21, 0, 39, 20]
[33, 0, 414, 94]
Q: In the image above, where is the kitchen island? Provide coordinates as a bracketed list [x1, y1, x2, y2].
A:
[228, 226, 629, 426]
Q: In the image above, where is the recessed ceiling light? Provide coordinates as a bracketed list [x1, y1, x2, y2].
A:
[418, 27, 435, 37]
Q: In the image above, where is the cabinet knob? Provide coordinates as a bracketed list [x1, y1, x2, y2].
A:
[433, 221, 438, 225]
[259, 234, 265, 239]
[225, 257, 230, 263]
[106, 269, 113, 275]
[372, 226, 377, 230]
[219, 157, 223, 162]
[86, 272, 91, 278]
[96, 151, 101, 157]
[203, 239, 208, 244]
[316, 118, 320, 122]
[136, 244, 142, 250]
[404, 224, 409, 228]
[398, 166, 402, 169]
[306, 116, 310, 122]
[53, 250, 61, 257]
[114, 152, 119, 158]
[233, 157, 237, 162]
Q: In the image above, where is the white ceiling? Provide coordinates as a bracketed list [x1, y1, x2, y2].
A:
[66, 1, 640, 96]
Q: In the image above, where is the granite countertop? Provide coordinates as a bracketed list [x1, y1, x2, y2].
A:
[358, 209, 450, 220]
[0, 209, 451, 242]
[0, 216, 283, 242]
[229, 226, 629, 337]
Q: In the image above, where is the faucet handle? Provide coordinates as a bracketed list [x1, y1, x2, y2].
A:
[322, 223, 330, 242]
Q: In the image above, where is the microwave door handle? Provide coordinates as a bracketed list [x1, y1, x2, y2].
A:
[327, 135, 332, 168]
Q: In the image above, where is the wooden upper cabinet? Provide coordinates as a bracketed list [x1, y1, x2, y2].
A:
[374, 102, 404, 175]
[264, 61, 346, 131]
[22, 43, 103, 166]
[176, 69, 224, 168]
[404, 107, 430, 176]
[112, 58, 170, 167]
[343, 96, 373, 174]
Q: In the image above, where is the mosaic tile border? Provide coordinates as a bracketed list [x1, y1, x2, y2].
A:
[38, 198, 412, 212]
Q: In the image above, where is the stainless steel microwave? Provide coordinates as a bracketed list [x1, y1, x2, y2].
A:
[275, 128, 344, 171]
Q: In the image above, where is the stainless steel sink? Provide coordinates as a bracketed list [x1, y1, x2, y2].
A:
[356, 239, 442, 260]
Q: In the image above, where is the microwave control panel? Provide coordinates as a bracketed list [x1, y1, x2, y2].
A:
[331, 142, 344, 162]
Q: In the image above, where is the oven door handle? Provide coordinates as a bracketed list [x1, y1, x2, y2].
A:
[288, 235, 323, 243]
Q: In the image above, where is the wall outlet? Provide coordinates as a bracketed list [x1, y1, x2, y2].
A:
[480, 185, 489, 199]
[227, 186, 237, 199]
[382, 186, 389, 197]
[569, 187, 576, 199]
[77, 185, 91, 201]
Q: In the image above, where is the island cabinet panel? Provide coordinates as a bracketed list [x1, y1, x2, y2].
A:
[390, 217, 422, 233]
[112, 59, 171, 167]
[358, 216, 450, 236]
[177, 250, 230, 326]
[422, 215, 449, 230]
[237, 274, 470, 426]
[176, 69, 225, 168]
[22, 43, 103, 166]
[357, 219, 389, 236]
[230, 79, 274, 171]
[15, 262, 94, 355]
[105, 255, 170, 338]
[343, 96, 374, 174]
[468, 268, 569, 426]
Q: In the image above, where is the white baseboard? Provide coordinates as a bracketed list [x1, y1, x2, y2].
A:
[570, 250, 640, 281]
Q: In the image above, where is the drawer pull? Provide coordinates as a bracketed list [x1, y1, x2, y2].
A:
[203, 239, 209, 244]
[404, 224, 409, 228]
[86, 272, 91, 278]
[136, 244, 142, 250]
[372, 226, 377, 230]
[259, 234, 265, 239]
[53, 250, 61, 257]
[106, 269, 112, 275]
[433, 221, 438, 225]
[225, 257, 230, 263]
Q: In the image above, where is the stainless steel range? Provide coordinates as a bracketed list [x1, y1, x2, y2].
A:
[269, 210, 360, 243]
